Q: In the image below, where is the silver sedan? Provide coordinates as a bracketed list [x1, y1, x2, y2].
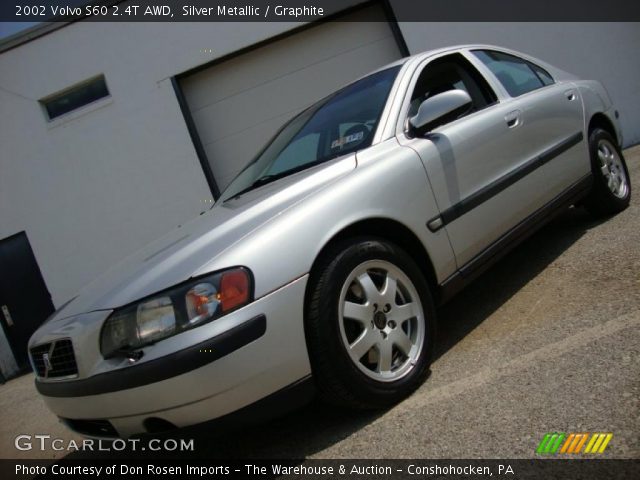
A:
[29, 45, 630, 438]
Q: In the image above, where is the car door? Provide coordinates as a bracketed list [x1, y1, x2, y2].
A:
[469, 49, 588, 205]
[397, 52, 554, 268]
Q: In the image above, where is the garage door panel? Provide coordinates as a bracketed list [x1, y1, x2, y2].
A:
[204, 119, 290, 189]
[182, 8, 393, 111]
[200, 106, 303, 165]
[185, 30, 396, 113]
[192, 37, 398, 148]
[180, 4, 402, 192]
[192, 68, 317, 147]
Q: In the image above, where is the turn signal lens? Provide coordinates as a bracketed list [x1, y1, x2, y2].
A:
[219, 269, 250, 312]
[185, 282, 219, 326]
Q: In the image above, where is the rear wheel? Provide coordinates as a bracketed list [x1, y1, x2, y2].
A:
[584, 128, 631, 216]
[305, 238, 435, 409]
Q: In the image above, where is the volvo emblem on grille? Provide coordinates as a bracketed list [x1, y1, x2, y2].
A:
[42, 342, 55, 377]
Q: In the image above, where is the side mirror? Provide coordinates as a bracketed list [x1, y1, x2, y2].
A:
[408, 89, 472, 134]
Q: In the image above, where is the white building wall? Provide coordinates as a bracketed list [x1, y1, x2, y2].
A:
[1, 17, 637, 310]
[397, 22, 640, 146]
[0, 21, 305, 307]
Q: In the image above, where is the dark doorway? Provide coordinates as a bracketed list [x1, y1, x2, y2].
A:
[0, 232, 55, 371]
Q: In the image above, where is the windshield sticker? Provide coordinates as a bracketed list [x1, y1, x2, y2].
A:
[331, 131, 364, 149]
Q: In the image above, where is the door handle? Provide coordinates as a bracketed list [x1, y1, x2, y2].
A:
[565, 89, 577, 101]
[504, 110, 521, 128]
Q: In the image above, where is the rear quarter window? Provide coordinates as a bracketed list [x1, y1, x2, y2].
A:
[528, 62, 555, 86]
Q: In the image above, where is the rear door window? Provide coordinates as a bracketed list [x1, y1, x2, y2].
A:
[472, 50, 549, 97]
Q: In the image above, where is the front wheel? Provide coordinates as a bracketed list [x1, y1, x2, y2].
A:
[305, 238, 435, 409]
[584, 128, 631, 216]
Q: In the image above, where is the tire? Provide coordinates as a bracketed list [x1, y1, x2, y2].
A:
[305, 237, 436, 409]
[583, 128, 631, 217]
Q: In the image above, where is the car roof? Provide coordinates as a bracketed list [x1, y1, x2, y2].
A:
[373, 44, 530, 70]
[367, 44, 575, 82]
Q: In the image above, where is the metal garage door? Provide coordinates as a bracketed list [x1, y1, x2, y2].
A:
[179, 5, 403, 193]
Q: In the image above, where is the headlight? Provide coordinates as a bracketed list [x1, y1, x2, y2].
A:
[100, 267, 252, 359]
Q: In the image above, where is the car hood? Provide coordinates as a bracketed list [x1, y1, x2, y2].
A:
[51, 155, 356, 322]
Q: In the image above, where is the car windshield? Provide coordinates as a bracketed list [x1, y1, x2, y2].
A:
[221, 66, 401, 200]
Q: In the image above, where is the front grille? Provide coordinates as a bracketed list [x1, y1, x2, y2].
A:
[30, 339, 78, 379]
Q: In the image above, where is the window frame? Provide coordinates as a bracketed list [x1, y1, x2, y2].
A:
[526, 61, 555, 87]
[39, 74, 111, 122]
[470, 49, 555, 98]
[397, 51, 500, 136]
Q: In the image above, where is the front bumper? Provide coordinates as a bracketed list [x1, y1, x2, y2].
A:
[35, 275, 312, 438]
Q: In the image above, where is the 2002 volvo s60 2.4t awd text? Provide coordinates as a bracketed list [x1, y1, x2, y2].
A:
[30, 45, 631, 438]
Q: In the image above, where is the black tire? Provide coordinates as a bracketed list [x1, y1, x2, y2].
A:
[583, 128, 631, 217]
[305, 237, 436, 409]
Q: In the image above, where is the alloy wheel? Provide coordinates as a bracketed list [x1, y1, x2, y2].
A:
[597, 139, 629, 199]
[338, 260, 426, 382]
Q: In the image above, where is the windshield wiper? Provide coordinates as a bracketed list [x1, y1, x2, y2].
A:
[226, 173, 289, 201]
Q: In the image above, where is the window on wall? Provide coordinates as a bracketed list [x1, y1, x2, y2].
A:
[472, 50, 554, 97]
[40, 75, 110, 120]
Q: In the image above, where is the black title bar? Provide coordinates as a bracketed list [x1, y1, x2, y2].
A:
[1, 0, 639, 22]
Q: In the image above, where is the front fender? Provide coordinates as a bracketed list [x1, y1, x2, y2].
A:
[194, 138, 457, 300]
